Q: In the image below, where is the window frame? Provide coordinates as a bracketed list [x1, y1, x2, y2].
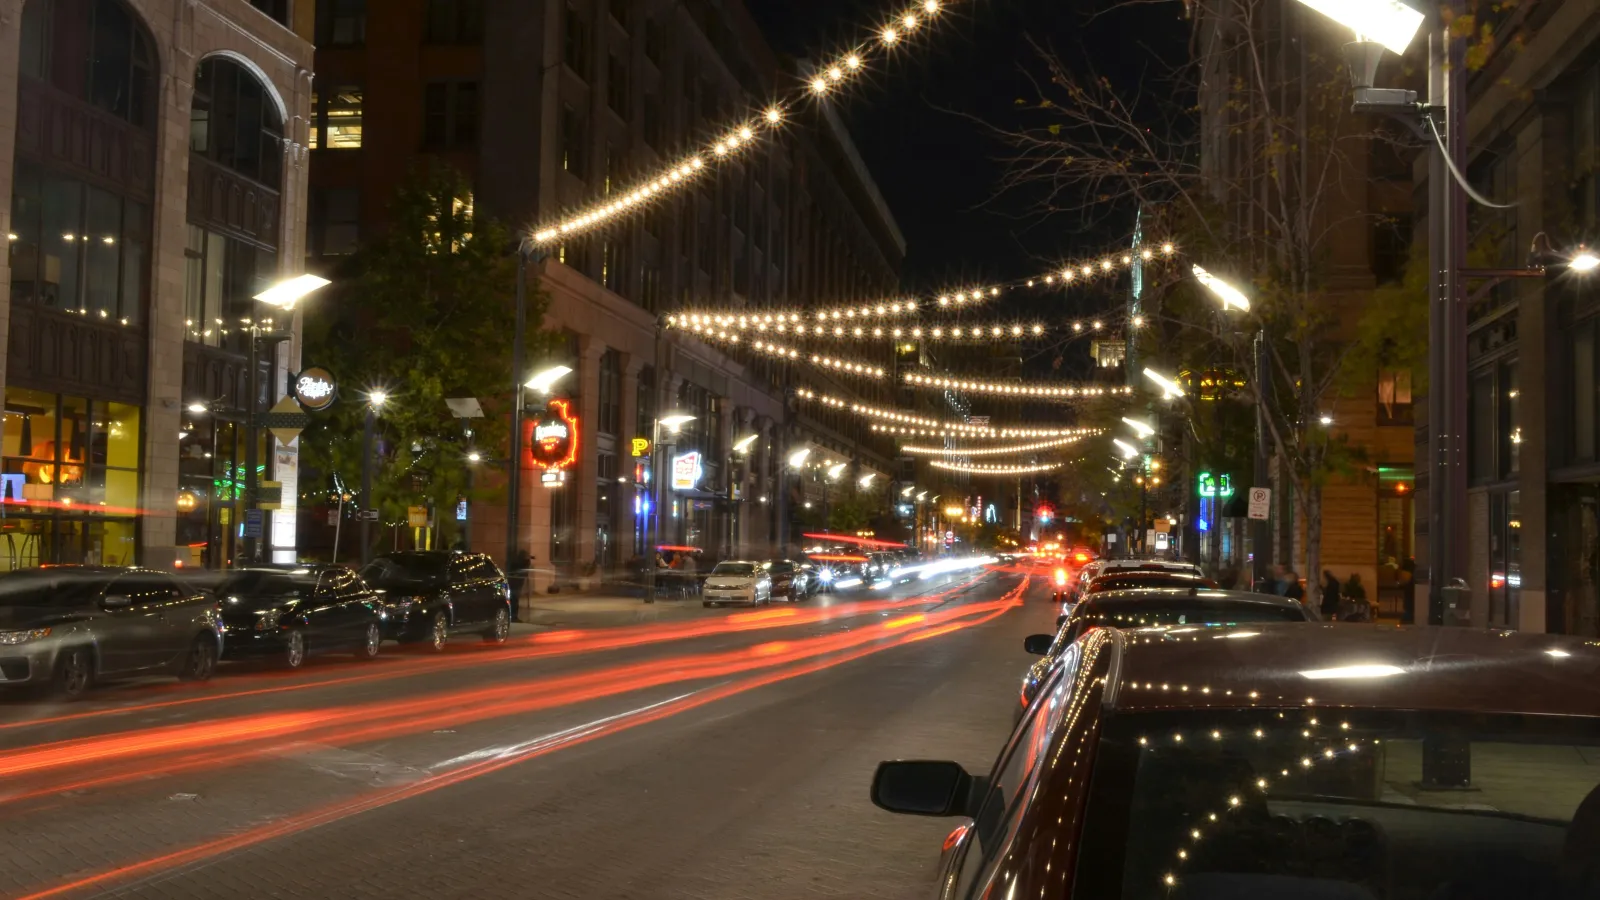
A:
[422, 80, 481, 151]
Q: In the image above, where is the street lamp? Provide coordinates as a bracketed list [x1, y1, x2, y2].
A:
[505, 364, 574, 586]
[788, 448, 812, 468]
[1143, 368, 1184, 399]
[827, 462, 847, 481]
[729, 433, 759, 558]
[1191, 264, 1250, 312]
[645, 409, 695, 604]
[1122, 417, 1155, 439]
[1113, 438, 1140, 460]
[858, 473, 877, 489]
[526, 365, 574, 395]
[252, 273, 331, 310]
[1570, 248, 1600, 272]
[359, 390, 388, 565]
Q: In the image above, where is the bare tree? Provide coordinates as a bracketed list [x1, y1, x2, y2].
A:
[990, 0, 1419, 603]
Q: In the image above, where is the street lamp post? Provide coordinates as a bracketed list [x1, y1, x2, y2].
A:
[730, 433, 758, 558]
[645, 412, 694, 603]
[360, 390, 387, 565]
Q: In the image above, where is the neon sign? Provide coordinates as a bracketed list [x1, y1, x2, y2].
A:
[526, 399, 579, 472]
[671, 451, 702, 491]
[1197, 472, 1234, 498]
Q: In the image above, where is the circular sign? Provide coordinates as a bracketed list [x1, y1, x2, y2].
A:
[293, 367, 338, 411]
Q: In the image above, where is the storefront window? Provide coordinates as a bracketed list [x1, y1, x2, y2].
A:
[1376, 466, 1416, 619]
[0, 387, 140, 569]
[8, 166, 147, 323]
[1488, 491, 1522, 628]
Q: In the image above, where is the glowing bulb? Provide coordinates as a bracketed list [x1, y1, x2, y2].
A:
[903, 13, 918, 28]
[827, 66, 844, 81]
[882, 27, 899, 43]
[811, 77, 829, 93]
[845, 54, 862, 70]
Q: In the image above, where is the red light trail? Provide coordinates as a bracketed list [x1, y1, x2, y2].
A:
[7, 581, 1026, 900]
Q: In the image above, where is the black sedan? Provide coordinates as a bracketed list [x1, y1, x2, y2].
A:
[1018, 588, 1314, 715]
[360, 551, 512, 650]
[216, 566, 385, 668]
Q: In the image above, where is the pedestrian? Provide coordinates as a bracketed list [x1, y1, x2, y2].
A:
[1321, 570, 1342, 618]
[682, 551, 699, 596]
[510, 547, 531, 622]
[1284, 570, 1305, 602]
[1340, 573, 1369, 621]
[1270, 564, 1290, 596]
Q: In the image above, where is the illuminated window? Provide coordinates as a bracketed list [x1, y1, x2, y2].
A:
[310, 84, 364, 150]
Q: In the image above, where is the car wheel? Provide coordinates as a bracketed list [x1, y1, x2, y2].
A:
[483, 606, 510, 644]
[355, 622, 382, 660]
[51, 647, 93, 699]
[427, 612, 449, 651]
[283, 629, 307, 669]
[178, 634, 218, 682]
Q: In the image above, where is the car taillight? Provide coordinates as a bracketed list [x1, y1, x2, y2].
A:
[1054, 568, 1068, 586]
[1075, 552, 1089, 563]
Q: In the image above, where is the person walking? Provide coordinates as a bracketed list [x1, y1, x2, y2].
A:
[1284, 570, 1305, 602]
[1321, 571, 1342, 619]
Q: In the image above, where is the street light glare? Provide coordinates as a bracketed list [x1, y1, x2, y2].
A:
[369, 390, 389, 407]
[467, 451, 482, 462]
[901, 486, 915, 497]
[858, 473, 877, 487]
[1113, 438, 1140, 459]
[788, 448, 812, 468]
[186, 403, 207, 414]
[526, 365, 574, 394]
[1122, 417, 1155, 438]
[1143, 368, 1184, 399]
[1571, 249, 1600, 272]
[827, 462, 848, 480]
[1319, 414, 1335, 426]
[1192, 264, 1250, 312]
[659, 412, 695, 432]
[1288, 0, 1424, 55]
[732, 434, 759, 454]
[253, 273, 331, 309]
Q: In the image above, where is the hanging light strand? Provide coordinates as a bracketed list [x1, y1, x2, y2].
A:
[689, 332, 886, 380]
[900, 434, 1100, 456]
[797, 388, 1087, 438]
[905, 372, 1137, 400]
[929, 460, 1062, 475]
[670, 313, 1048, 341]
[529, 0, 958, 247]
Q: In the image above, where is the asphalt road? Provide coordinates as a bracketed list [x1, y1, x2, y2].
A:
[0, 564, 1057, 900]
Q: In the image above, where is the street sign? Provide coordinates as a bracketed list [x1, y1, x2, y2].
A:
[407, 506, 429, 528]
[359, 509, 380, 522]
[292, 367, 338, 411]
[1247, 487, 1272, 520]
[243, 509, 265, 538]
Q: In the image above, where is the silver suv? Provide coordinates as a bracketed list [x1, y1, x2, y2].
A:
[0, 567, 223, 698]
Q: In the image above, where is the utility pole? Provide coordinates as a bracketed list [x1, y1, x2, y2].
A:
[505, 249, 530, 573]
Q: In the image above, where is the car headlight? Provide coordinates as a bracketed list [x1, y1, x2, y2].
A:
[254, 609, 282, 631]
[0, 628, 50, 645]
[818, 568, 834, 583]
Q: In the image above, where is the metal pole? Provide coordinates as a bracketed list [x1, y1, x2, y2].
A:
[1252, 327, 1270, 588]
[506, 251, 528, 573]
[243, 328, 259, 566]
[360, 405, 375, 565]
[646, 326, 666, 603]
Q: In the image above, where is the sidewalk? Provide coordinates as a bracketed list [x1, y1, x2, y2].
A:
[516, 591, 713, 629]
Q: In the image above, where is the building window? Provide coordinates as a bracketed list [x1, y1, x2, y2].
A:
[426, 0, 483, 44]
[8, 164, 147, 325]
[601, 239, 625, 293]
[561, 105, 586, 178]
[317, 0, 366, 46]
[181, 224, 277, 352]
[1377, 368, 1412, 425]
[642, 99, 662, 151]
[192, 57, 285, 190]
[1502, 359, 1521, 476]
[604, 143, 624, 194]
[423, 81, 479, 150]
[599, 350, 622, 436]
[563, 4, 590, 79]
[309, 188, 360, 257]
[607, 52, 629, 118]
[1, 386, 142, 569]
[20, 0, 157, 129]
[248, 0, 289, 26]
[635, 366, 655, 439]
[309, 83, 364, 150]
[1372, 214, 1412, 285]
[643, 19, 663, 65]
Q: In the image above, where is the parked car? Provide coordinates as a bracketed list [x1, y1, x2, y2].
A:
[1068, 559, 1201, 604]
[795, 562, 825, 597]
[0, 567, 221, 698]
[1019, 588, 1315, 714]
[1085, 569, 1216, 595]
[702, 561, 772, 607]
[761, 560, 801, 602]
[359, 551, 513, 649]
[872, 625, 1600, 900]
[216, 566, 385, 668]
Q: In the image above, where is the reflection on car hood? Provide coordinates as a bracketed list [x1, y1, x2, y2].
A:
[219, 595, 301, 618]
[0, 606, 71, 630]
[705, 577, 755, 587]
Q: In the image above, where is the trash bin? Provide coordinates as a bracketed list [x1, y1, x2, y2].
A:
[1441, 577, 1472, 627]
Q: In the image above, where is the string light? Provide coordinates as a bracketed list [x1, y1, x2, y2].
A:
[667, 312, 1047, 341]
[797, 388, 1086, 437]
[899, 434, 1099, 456]
[928, 460, 1062, 475]
[529, 0, 956, 246]
[904, 372, 1137, 399]
[688, 330, 885, 379]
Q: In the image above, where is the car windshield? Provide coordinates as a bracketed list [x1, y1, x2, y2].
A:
[712, 563, 757, 575]
[217, 571, 307, 596]
[360, 555, 447, 588]
[1074, 709, 1600, 900]
[1089, 573, 1209, 593]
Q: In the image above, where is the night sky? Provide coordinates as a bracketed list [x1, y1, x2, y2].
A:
[742, 0, 1191, 300]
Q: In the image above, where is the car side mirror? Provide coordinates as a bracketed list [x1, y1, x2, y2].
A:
[870, 760, 977, 817]
[101, 595, 133, 610]
[1023, 634, 1054, 655]
[1055, 614, 1068, 631]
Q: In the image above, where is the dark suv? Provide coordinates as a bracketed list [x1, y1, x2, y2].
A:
[359, 552, 512, 650]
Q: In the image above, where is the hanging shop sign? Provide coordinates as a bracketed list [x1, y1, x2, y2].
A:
[541, 469, 567, 487]
[292, 367, 338, 411]
[631, 437, 651, 457]
[671, 451, 703, 491]
[526, 399, 580, 472]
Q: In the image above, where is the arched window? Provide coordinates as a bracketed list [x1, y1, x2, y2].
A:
[191, 57, 285, 191]
[18, 0, 156, 129]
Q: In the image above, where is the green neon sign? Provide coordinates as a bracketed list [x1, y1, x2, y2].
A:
[1198, 472, 1234, 498]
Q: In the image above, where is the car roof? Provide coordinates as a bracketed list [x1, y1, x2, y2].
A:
[1109, 623, 1600, 717]
[1080, 587, 1303, 611]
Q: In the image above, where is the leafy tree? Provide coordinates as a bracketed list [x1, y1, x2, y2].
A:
[300, 164, 555, 556]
